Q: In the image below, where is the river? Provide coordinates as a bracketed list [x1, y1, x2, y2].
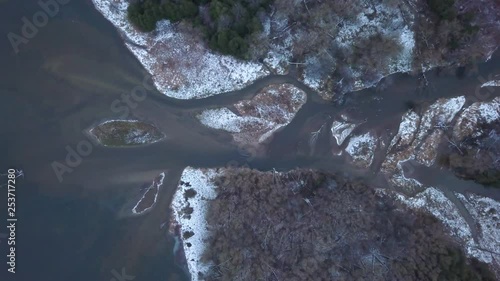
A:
[1, 1, 499, 281]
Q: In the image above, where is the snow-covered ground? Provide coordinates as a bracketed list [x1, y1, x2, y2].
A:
[387, 110, 420, 153]
[262, 12, 294, 75]
[92, 0, 418, 100]
[330, 95, 495, 191]
[453, 97, 500, 140]
[381, 96, 465, 173]
[92, 0, 268, 99]
[171, 167, 221, 281]
[481, 80, 500, 87]
[396, 188, 474, 244]
[334, 96, 467, 173]
[456, 193, 500, 264]
[342, 95, 499, 270]
[331, 118, 358, 146]
[395, 187, 500, 268]
[88, 119, 165, 146]
[335, 2, 415, 74]
[198, 84, 307, 147]
[344, 132, 377, 167]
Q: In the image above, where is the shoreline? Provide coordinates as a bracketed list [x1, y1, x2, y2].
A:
[91, 0, 269, 100]
[170, 167, 500, 280]
[87, 119, 166, 147]
[90, 0, 422, 100]
[170, 167, 221, 281]
[131, 172, 165, 215]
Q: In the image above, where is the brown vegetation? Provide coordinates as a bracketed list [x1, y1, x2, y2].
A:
[89, 120, 164, 146]
[413, 0, 500, 69]
[440, 123, 500, 187]
[199, 168, 495, 280]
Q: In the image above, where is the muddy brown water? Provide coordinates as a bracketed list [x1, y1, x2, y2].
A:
[1, 1, 499, 280]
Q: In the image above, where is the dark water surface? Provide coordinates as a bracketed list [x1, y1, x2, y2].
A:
[1, 1, 500, 281]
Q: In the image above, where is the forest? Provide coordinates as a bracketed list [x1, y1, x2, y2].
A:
[442, 123, 500, 188]
[414, 0, 483, 68]
[198, 168, 495, 281]
[127, 0, 271, 58]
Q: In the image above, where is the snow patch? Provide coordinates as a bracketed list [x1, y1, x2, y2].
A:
[388, 110, 420, 152]
[391, 188, 500, 268]
[92, 0, 268, 99]
[456, 193, 500, 264]
[388, 158, 423, 191]
[396, 188, 474, 245]
[262, 12, 294, 75]
[417, 96, 466, 142]
[198, 108, 243, 133]
[345, 132, 377, 167]
[335, 2, 415, 75]
[481, 80, 500, 87]
[171, 167, 220, 280]
[383, 96, 465, 171]
[331, 120, 358, 146]
[197, 84, 307, 147]
[303, 56, 323, 90]
[453, 97, 500, 140]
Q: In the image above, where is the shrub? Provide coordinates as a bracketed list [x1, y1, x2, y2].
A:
[426, 0, 456, 21]
[127, 0, 271, 58]
[184, 188, 197, 199]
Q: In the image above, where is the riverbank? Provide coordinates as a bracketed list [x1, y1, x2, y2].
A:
[197, 83, 307, 152]
[326, 95, 499, 192]
[92, 0, 500, 101]
[91, 0, 268, 99]
[167, 92, 500, 280]
[83, 2, 500, 280]
[170, 167, 499, 280]
[170, 167, 221, 281]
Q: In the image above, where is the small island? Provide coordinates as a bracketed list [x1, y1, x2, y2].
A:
[132, 172, 165, 215]
[88, 120, 165, 147]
